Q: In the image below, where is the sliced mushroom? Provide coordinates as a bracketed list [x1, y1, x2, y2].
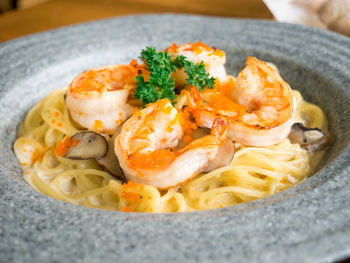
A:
[179, 128, 235, 173]
[203, 138, 235, 173]
[63, 130, 126, 180]
[98, 130, 126, 180]
[64, 131, 108, 160]
[288, 123, 332, 151]
[175, 128, 212, 150]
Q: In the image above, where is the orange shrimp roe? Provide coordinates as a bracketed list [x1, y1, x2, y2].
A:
[213, 77, 235, 97]
[180, 107, 198, 144]
[127, 99, 199, 169]
[69, 70, 107, 94]
[121, 192, 141, 204]
[208, 93, 247, 116]
[208, 49, 225, 58]
[121, 206, 133, 212]
[168, 42, 179, 53]
[169, 41, 223, 57]
[55, 136, 80, 156]
[188, 86, 246, 123]
[69, 64, 146, 95]
[93, 120, 104, 130]
[183, 41, 212, 53]
[129, 149, 176, 170]
[129, 58, 148, 77]
[122, 180, 144, 191]
[280, 178, 288, 184]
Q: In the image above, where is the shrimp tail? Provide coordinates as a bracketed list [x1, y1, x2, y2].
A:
[211, 118, 229, 142]
[182, 87, 205, 122]
[182, 86, 202, 110]
[187, 87, 229, 138]
[191, 86, 202, 104]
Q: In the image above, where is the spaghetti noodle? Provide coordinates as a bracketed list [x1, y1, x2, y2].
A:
[14, 87, 328, 212]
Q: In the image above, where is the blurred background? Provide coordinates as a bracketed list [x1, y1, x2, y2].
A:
[0, 0, 273, 42]
[0, 0, 349, 42]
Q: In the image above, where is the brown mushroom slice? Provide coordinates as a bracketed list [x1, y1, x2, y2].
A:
[63, 131, 126, 180]
[288, 123, 332, 151]
[175, 128, 235, 172]
[64, 131, 108, 160]
[98, 130, 126, 181]
[203, 138, 235, 173]
[175, 128, 211, 150]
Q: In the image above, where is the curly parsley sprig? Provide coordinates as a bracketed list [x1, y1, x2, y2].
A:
[172, 55, 215, 91]
[134, 47, 215, 107]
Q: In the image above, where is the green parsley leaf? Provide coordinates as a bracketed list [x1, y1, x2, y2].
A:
[134, 46, 216, 107]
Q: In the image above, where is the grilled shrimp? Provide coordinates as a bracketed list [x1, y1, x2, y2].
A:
[114, 99, 228, 189]
[66, 62, 146, 134]
[168, 41, 228, 86]
[186, 57, 295, 147]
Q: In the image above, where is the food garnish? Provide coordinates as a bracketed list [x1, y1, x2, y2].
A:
[134, 46, 215, 107]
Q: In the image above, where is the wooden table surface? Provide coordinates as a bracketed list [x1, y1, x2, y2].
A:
[0, 0, 273, 42]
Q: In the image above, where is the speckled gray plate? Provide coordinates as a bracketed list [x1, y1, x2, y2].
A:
[1, 14, 350, 263]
